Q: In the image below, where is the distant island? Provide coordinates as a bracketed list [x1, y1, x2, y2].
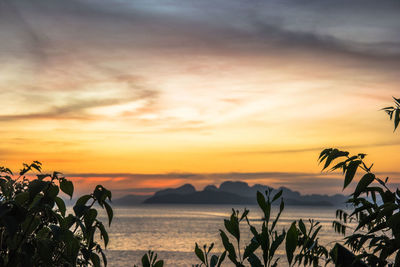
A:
[113, 181, 347, 206]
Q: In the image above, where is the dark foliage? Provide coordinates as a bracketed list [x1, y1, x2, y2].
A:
[134, 251, 164, 267]
[0, 162, 113, 267]
[192, 243, 226, 267]
[382, 97, 400, 131]
[193, 189, 330, 267]
[318, 97, 400, 266]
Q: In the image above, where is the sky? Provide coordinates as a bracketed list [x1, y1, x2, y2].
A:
[1, 0, 399, 196]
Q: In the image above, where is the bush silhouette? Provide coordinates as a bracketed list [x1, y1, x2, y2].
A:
[0, 162, 113, 267]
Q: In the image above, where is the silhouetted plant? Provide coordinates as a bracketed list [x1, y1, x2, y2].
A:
[290, 219, 330, 266]
[0, 161, 113, 267]
[134, 250, 164, 267]
[218, 208, 250, 266]
[193, 243, 226, 267]
[244, 189, 286, 267]
[193, 190, 287, 267]
[193, 189, 331, 267]
[382, 97, 400, 131]
[320, 147, 399, 266]
[318, 96, 400, 267]
[211, 190, 287, 267]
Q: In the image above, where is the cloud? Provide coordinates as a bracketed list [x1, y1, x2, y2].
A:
[66, 170, 400, 197]
[1, 0, 400, 190]
[2, 0, 400, 127]
[65, 170, 400, 184]
[0, 74, 158, 121]
[66, 171, 345, 196]
[233, 141, 400, 155]
[4, 0, 400, 63]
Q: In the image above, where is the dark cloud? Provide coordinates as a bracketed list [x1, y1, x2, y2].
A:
[66, 171, 344, 186]
[0, 0, 47, 62]
[66, 170, 400, 196]
[65, 171, 346, 196]
[3, 0, 400, 62]
[111, 187, 165, 194]
[67, 170, 400, 181]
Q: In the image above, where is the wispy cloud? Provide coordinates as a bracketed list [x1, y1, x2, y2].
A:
[1, 0, 399, 192]
[233, 141, 400, 155]
[0, 74, 158, 121]
[66, 170, 400, 197]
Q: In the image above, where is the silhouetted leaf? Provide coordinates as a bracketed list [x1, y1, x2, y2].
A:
[90, 253, 101, 267]
[257, 191, 270, 222]
[47, 183, 59, 200]
[354, 173, 375, 197]
[344, 160, 361, 189]
[394, 109, 400, 131]
[217, 251, 226, 267]
[219, 230, 237, 264]
[272, 190, 282, 202]
[104, 201, 113, 226]
[299, 219, 306, 235]
[210, 255, 218, 267]
[76, 194, 92, 207]
[286, 222, 298, 265]
[207, 243, 214, 253]
[247, 253, 263, 267]
[84, 208, 97, 227]
[195, 243, 205, 264]
[55, 197, 66, 217]
[318, 148, 331, 162]
[224, 211, 240, 241]
[322, 149, 349, 170]
[60, 179, 74, 198]
[270, 232, 285, 260]
[98, 223, 109, 247]
[142, 253, 150, 267]
[243, 239, 260, 259]
[240, 209, 249, 221]
[28, 180, 48, 200]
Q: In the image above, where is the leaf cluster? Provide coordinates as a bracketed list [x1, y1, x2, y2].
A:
[134, 251, 164, 267]
[0, 162, 113, 267]
[193, 243, 226, 267]
[192, 189, 330, 267]
[290, 219, 330, 267]
[320, 147, 400, 266]
[382, 97, 400, 131]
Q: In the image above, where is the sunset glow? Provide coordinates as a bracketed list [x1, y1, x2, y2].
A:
[1, 0, 400, 196]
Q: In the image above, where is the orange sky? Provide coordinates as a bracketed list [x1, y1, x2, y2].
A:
[1, 0, 399, 196]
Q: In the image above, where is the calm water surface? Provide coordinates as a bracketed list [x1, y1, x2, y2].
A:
[98, 205, 344, 266]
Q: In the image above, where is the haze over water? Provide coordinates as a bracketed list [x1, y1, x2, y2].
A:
[101, 205, 343, 267]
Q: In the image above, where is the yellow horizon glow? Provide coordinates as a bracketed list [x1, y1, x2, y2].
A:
[1, 0, 400, 196]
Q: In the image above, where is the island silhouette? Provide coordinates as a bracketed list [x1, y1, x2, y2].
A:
[113, 181, 347, 206]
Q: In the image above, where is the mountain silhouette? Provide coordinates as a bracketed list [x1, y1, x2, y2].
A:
[114, 181, 347, 206]
[154, 184, 196, 197]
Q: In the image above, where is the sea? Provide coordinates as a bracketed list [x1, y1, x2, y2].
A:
[97, 204, 345, 267]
